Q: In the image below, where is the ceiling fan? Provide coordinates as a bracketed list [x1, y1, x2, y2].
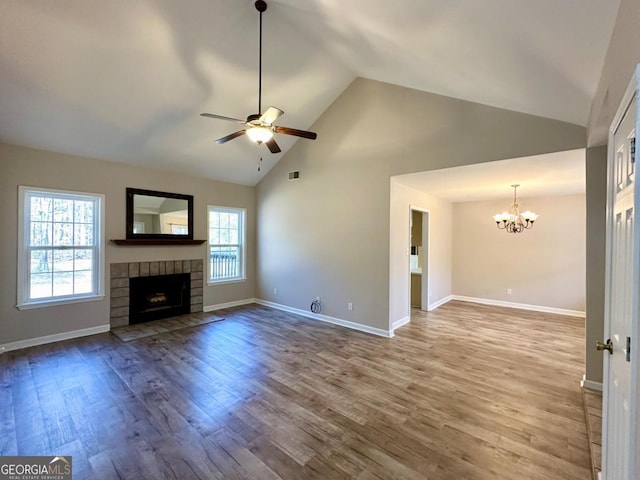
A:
[200, 0, 317, 154]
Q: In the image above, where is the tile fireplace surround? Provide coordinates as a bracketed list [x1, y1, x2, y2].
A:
[110, 259, 204, 327]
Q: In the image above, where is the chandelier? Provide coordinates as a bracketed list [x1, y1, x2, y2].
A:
[492, 184, 538, 234]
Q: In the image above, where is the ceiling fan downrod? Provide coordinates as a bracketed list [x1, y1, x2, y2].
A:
[256, 0, 267, 116]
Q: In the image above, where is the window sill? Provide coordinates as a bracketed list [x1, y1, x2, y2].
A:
[17, 294, 105, 310]
[207, 278, 246, 286]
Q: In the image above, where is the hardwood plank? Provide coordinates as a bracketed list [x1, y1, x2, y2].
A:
[0, 354, 18, 456]
[208, 428, 281, 480]
[2, 301, 591, 479]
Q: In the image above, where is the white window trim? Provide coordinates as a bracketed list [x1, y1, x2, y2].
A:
[17, 186, 105, 310]
[207, 205, 246, 285]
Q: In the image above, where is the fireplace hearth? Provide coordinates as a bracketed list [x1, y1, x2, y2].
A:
[129, 273, 190, 324]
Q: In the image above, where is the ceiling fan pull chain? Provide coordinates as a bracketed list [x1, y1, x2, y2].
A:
[258, 155, 263, 172]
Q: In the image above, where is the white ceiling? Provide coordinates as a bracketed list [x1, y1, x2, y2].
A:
[0, 0, 620, 186]
[393, 149, 586, 202]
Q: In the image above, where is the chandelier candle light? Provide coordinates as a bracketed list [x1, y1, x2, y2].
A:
[493, 184, 538, 234]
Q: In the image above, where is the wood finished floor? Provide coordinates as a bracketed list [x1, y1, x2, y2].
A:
[582, 388, 602, 479]
[0, 301, 591, 479]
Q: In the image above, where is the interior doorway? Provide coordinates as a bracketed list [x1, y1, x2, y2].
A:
[410, 208, 430, 311]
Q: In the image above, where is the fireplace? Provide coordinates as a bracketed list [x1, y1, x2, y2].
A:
[129, 273, 190, 324]
[110, 259, 203, 327]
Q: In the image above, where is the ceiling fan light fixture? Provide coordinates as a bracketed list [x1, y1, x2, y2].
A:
[246, 126, 273, 143]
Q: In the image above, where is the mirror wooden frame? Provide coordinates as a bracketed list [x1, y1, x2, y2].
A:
[126, 188, 194, 240]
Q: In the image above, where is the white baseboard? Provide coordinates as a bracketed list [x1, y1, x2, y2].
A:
[203, 298, 256, 312]
[1, 325, 110, 353]
[451, 295, 585, 318]
[254, 299, 393, 338]
[581, 374, 603, 392]
[428, 295, 453, 311]
[391, 316, 410, 332]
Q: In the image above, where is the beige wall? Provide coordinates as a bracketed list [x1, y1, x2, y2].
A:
[257, 77, 585, 333]
[587, 0, 640, 146]
[390, 181, 452, 325]
[452, 194, 586, 312]
[585, 146, 607, 384]
[0, 142, 255, 346]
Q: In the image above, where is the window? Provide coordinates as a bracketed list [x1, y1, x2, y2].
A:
[133, 221, 145, 234]
[18, 186, 104, 309]
[208, 206, 245, 284]
[171, 224, 188, 235]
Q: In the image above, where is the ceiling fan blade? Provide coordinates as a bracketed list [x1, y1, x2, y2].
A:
[274, 126, 317, 140]
[201, 113, 246, 124]
[265, 137, 281, 154]
[215, 130, 246, 144]
[259, 106, 284, 125]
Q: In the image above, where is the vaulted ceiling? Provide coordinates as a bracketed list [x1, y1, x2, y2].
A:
[0, 0, 620, 186]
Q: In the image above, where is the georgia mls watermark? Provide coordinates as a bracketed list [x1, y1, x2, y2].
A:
[0, 456, 72, 480]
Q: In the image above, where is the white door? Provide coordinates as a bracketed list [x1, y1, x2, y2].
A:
[602, 66, 639, 480]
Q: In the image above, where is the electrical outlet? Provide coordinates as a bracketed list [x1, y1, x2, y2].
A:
[273, 288, 278, 295]
[348, 302, 353, 311]
[507, 288, 512, 295]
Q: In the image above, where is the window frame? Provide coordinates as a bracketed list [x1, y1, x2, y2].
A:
[17, 186, 105, 310]
[207, 205, 246, 285]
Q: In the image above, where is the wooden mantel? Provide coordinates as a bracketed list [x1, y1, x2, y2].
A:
[111, 239, 206, 246]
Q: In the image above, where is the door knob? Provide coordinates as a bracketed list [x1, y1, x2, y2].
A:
[596, 339, 613, 354]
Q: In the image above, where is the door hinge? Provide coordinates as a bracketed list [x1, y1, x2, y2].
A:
[631, 137, 636, 164]
[627, 336, 631, 362]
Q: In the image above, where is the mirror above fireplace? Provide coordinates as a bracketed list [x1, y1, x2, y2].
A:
[111, 188, 205, 246]
[127, 188, 193, 240]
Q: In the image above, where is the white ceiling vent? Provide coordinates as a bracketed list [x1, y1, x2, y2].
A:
[288, 170, 300, 181]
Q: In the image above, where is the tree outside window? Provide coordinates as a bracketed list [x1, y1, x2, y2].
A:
[18, 187, 104, 309]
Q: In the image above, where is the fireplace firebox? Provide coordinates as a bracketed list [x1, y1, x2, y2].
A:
[129, 273, 190, 324]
